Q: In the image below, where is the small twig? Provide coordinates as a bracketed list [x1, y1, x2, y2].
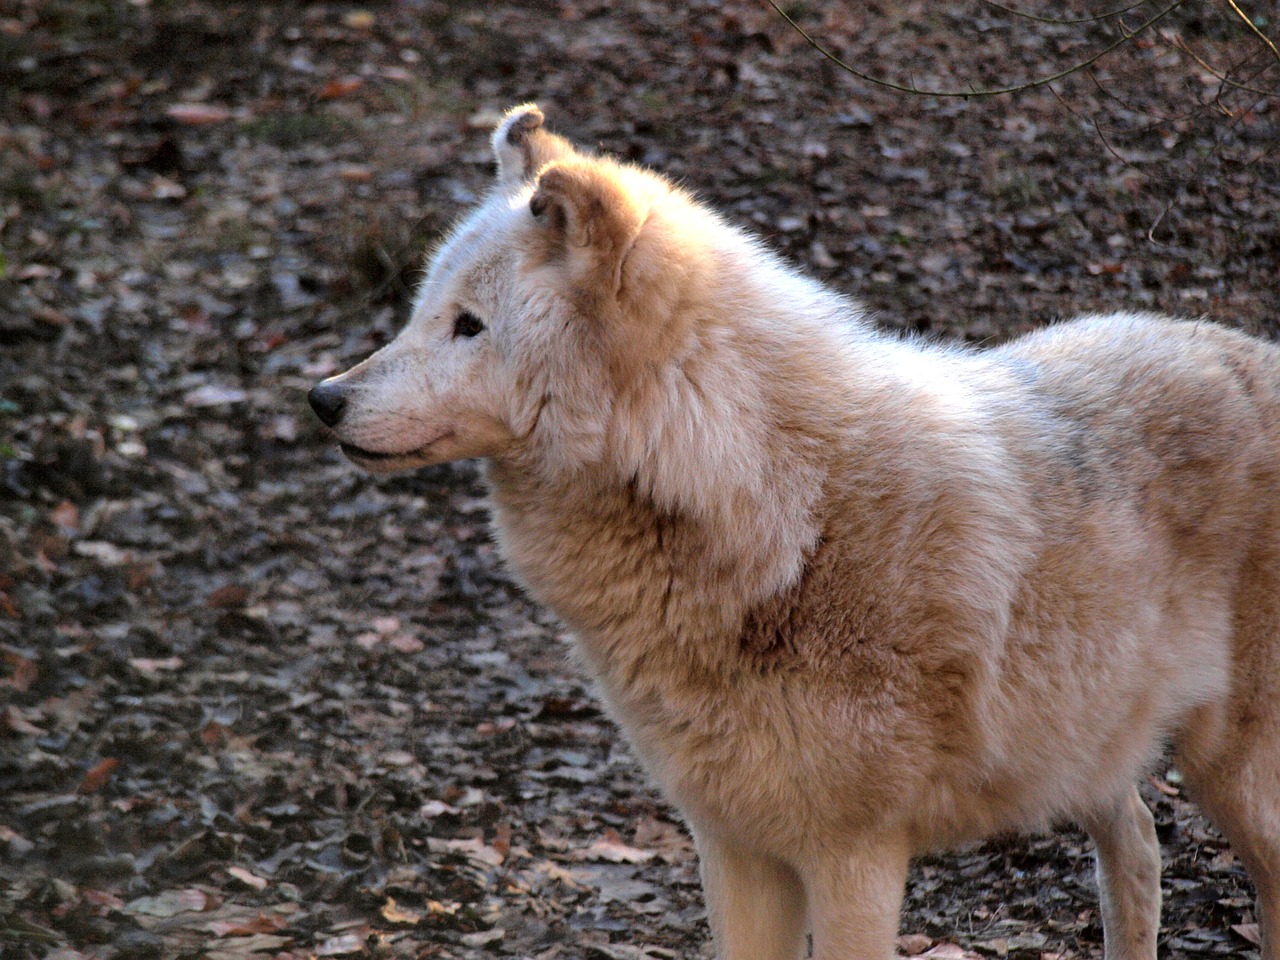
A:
[1146, 202, 1173, 244]
[763, 0, 1191, 97]
[1145, 72, 1265, 242]
[979, 0, 1155, 26]
[321, 210, 438, 330]
[1222, 0, 1280, 66]
[374, 242, 411, 299]
[1084, 58, 1185, 125]
[1237, 128, 1280, 178]
[1165, 33, 1280, 97]
[1048, 81, 1144, 173]
[1108, 5, 1211, 118]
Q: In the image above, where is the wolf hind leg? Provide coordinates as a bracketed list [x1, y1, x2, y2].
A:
[1183, 737, 1280, 960]
[1080, 785, 1162, 960]
[695, 832, 808, 960]
[1176, 561, 1280, 960]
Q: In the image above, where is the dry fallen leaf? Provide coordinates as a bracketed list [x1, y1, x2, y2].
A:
[50, 500, 79, 534]
[3, 705, 44, 736]
[576, 831, 656, 864]
[226, 866, 269, 891]
[342, 9, 375, 29]
[460, 929, 504, 948]
[183, 384, 249, 407]
[207, 584, 249, 608]
[419, 799, 458, 818]
[44, 951, 95, 960]
[388, 632, 424, 653]
[897, 933, 933, 955]
[632, 817, 692, 863]
[491, 821, 512, 859]
[339, 165, 373, 183]
[1233, 923, 1262, 945]
[1086, 261, 1125, 276]
[316, 933, 364, 956]
[166, 103, 232, 125]
[202, 933, 291, 957]
[321, 78, 363, 99]
[916, 945, 982, 959]
[200, 721, 229, 746]
[379, 897, 421, 925]
[206, 913, 287, 937]
[126, 888, 209, 918]
[78, 757, 120, 793]
[535, 861, 588, 890]
[428, 836, 505, 867]
[4, 652, 38, 691]
[74, 541, 129, 565]
[81, 889, 127, 911]
[129, 656, 183, 675]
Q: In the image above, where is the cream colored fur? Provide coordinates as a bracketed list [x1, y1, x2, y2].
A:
[313, 105, 1280, 960]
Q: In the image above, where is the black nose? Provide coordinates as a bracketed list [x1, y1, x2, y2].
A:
[308, 381, 347, 428]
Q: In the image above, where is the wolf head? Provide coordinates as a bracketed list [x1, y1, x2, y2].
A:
[308, 103, 713, 477]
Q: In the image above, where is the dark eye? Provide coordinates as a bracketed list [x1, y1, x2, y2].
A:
[453, 311, 485, 339]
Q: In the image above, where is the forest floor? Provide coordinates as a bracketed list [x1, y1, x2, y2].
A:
[2, 1, 1278, 958]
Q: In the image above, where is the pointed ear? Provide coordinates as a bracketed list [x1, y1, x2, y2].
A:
[492, 103, 574, 186]
[527, 159, 648, 301]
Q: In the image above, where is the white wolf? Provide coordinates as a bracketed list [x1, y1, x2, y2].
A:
[309, 105, 1280, 960]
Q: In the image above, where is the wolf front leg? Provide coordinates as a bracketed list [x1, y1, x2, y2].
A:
[803, 841, 910, 960]
[695, 832, 808, 960]
[1080, 785, 1161, 960]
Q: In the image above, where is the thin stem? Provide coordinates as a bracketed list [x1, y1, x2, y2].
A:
[763, 0, 1192, 98]
[1166, 33, 1280, 97]
[1221, 0, 1280, 66]
[979, 0, 1155, 26]
[1146, 77, 1264, 242]
[1047, 81, 1143, 172]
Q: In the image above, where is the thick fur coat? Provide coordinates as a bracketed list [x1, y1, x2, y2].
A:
[310, 105, 1280, 960]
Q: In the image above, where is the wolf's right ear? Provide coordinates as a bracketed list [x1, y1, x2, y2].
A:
[492, 104, 574, 187]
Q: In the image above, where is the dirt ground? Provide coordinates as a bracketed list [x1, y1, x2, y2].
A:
[2, 1, 1278, 958]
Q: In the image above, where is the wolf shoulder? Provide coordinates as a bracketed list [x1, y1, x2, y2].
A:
[969, 312, 1280, 540]
[989, 312, 1280, 411]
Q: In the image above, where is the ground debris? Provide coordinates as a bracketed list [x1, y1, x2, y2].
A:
[1, 0, 1272, 958]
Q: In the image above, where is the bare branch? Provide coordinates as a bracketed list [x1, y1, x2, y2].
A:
[1084, 57, 1186, 124]
[978, 0, 1156, 26]
[1222, 0, 1280, 66]
[763, 0, 1192, 98]
[1146, 75, 1268, 242]
[1047, 81, 1145, 172]
[1165, 32, 1280, 97]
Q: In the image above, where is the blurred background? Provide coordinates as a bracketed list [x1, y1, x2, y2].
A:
[1, 2, 1274, 958]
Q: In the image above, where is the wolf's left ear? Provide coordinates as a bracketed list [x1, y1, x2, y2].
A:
[493, 104, 574, 186]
